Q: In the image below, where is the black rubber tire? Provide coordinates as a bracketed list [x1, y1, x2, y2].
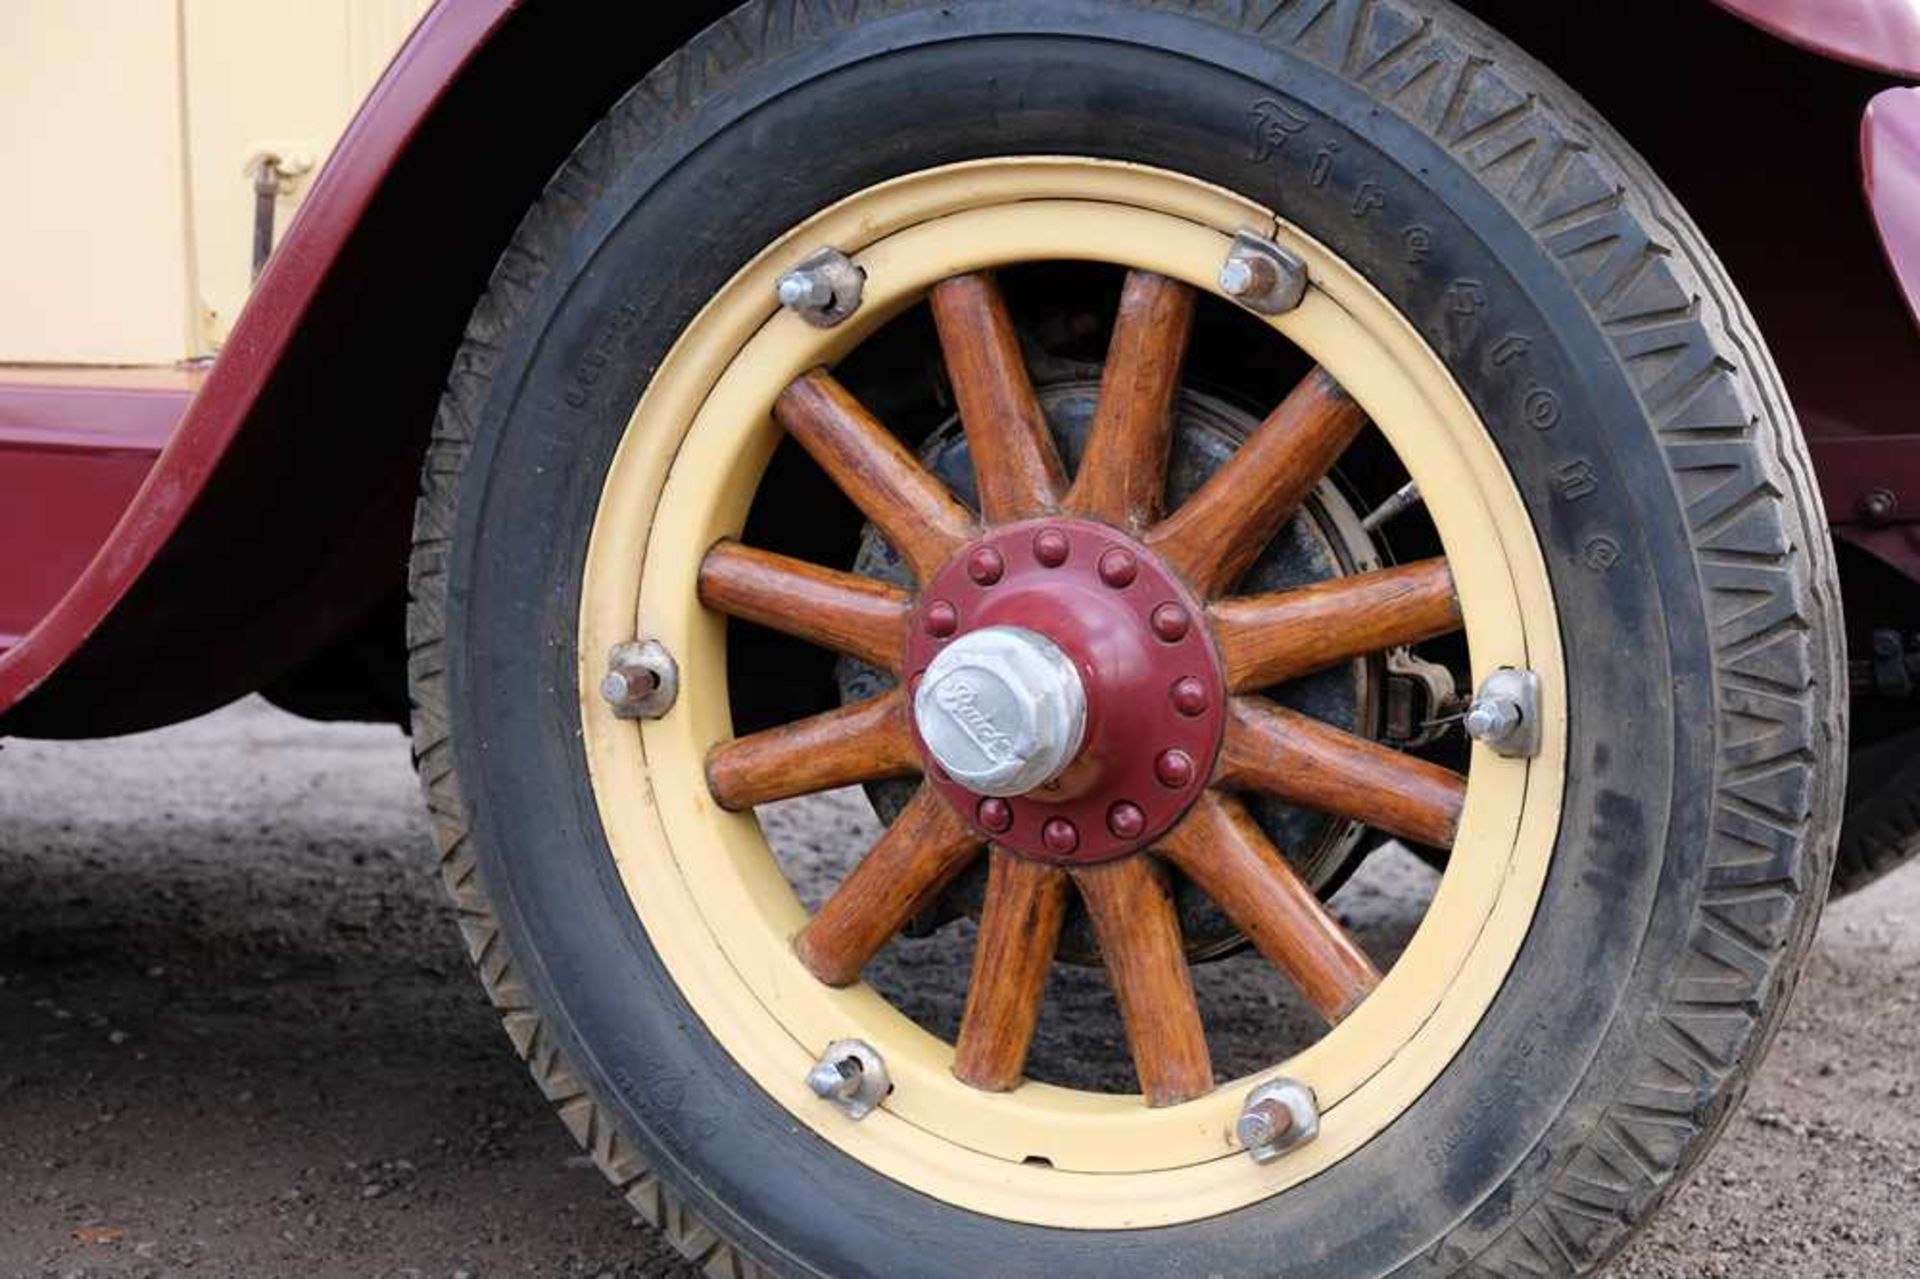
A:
[1835, 732, 1920, 896]
[405, 3, 1845, 1274]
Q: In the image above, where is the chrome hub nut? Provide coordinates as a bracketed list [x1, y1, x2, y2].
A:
[913, 625, 1088, 798]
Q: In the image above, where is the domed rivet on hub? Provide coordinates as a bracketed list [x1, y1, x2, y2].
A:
[977, 797, 1014, 835]
[1107, 802, 1147, 841]
[1042, 818, 1081, 855]
[1171, 677, 1209, 717]
[1151, 603, 1192, 643]
[924, 601, 960, 638]
[1033, 528, 1071, 568]
[1154, 749, 1195, 789]
[1098, 549, 1139, 589]
[967, 547, 1006, 586]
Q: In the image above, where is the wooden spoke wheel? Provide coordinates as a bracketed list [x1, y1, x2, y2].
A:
[570, 157, 1572, 1227]
[700, 283, 1468, 1105]
[415, 9, 1841, 1268]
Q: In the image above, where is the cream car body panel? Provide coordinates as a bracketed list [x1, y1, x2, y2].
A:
[0, 0, 428, 365]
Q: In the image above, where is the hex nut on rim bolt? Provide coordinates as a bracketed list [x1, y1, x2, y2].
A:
[1463, 698, 1520, 740]
[600, 640, 678, 720]
[1218, 229, 1309, 316]
[805, 1039, 891, 1120]
[775, 247, 867, 328]
[1463, 667, 1542, 759]
[1236, 1077, 1320, 1164]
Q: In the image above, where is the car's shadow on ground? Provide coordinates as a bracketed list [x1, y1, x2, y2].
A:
[2, 700, 1916, 1277]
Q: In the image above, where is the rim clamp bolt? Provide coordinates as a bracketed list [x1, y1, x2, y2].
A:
[776, 248, 867, 328]
[805, 1039, 891, 1120]
[1235, 1078, 1320, 1164]
[1463, 668, 1542, 759]
[1219, 230, 1309, 316]
[600, 640, 678, 720]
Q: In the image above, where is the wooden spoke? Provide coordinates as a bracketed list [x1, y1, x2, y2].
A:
[1147, 366, 1369, 598]
[699, 540, 912, 672]
[1159, 792, 1380, 1023]
[1065, 272, 1197, 528]
[929, 274, 1067, 522]
[1212, 558, 1462, 691]
[706, 690, 918, 812]
[952, 851, 1070, 1092]
[1220, 697, 1466, 850]
[1071, 856, 1213, 1107]
[775, 370, 979, 579]
[794, 788, 984, 987]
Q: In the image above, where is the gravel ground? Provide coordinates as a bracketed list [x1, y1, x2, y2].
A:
[1, 698, 1915, 1277]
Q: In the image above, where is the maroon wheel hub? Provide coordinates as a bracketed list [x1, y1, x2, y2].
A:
[904, 519, 1226, 865]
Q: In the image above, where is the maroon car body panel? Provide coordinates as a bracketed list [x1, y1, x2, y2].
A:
[1715, 0, 1920, 76]
[0, 0, 517, 717]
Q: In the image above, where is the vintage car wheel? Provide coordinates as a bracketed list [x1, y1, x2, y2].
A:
[406, 3, 1843, 1274]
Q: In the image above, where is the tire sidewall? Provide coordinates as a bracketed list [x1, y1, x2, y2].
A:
[438, 4, 1825, 1275]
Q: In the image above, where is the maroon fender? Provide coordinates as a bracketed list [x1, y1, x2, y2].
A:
[1714, 0, 1920, 77]
[0, 0, 516, 725]
[1867, 87, 1920, 328]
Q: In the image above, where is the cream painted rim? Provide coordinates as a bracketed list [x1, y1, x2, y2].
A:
[578, 159, 1566, 1229]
